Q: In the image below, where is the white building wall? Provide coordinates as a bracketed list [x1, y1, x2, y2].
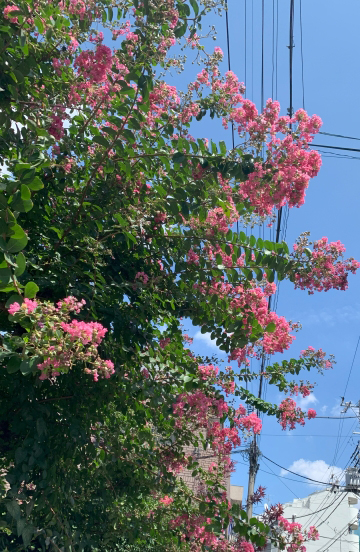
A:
[266, 489, 359, 552]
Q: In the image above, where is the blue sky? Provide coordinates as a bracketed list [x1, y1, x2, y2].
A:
[175, 0, 360, 509]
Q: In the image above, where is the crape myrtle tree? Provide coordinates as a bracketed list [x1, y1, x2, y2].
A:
[0, 0, 357, 550]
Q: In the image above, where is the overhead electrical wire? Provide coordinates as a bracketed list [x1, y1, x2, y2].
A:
[261, 456, 299, 499]
[316, 416, 358, 419]
[299, 0, 305, 109]
[316, 513, 358, 552]
[311, 143, 360, 153]
[343, 335, 360, 398]
[319, 131, 360, 141]
[284, 494, 343, 520]
[261, 454, 348, 487]
[312, 492, 347, 530]
[301, 492, 345, 532]
[332, 336, 360, 470]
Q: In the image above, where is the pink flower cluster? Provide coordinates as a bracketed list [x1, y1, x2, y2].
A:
[289, 384, 312, 398]
[159, 495, 173, 506]
[59, 0, 94, 19]
[4, 4, 20, 23]
[135, 271, 149, 284]
[169, 513, 223, 548]
[293, 236, 360, 294]
[236, 411, 262, 434]
[9, 298, 38, 316]
[277, 516, 319, 552]
[61, 320, 107, 345]
[198, 364, 219, 380]
[159, 337, 171, 348]
[300, 345, 334, 370]
[74, 44, 113, 84]
[278, 398, 316, 431]
[173, 391, 229, 430]
[188, 61, 323, 215]
[236, 542, 254, 552]
[8, 296, 114, 382]
[227, 285, 295, 364]
[48, 113, 65, 140]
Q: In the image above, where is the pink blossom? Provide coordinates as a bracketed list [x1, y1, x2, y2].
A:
[23, 299, 38, 314]
[4, 5, 20, 23]
[8, 302, 21, 315]
[307, 409, 316, 419]
[135, 271, 149, 284]
[159, 495, 173, 506]
[61, 320, 107, 345]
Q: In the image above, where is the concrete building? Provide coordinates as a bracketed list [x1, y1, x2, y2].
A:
[265, 485, 359, 552]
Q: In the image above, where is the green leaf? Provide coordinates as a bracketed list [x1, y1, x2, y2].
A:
[8, 224, 26, 240]
[36, 418, 47, 436]
[34, 16, 44, 33]
[265, 322, 276, 333]
[7, 356, 21, 374]
[189, 0, 199, 16]
[5, 294, 23, 308]
[27, 176, 43, 191]
[14, 252, 26, 276]
[20, 357, 40, 375]
[122, 129, 135, 144]
[174, 21, 187, 38]
[6, 500, 21, 521]
[129, 117, 141, 130]
[6, 235, 28, 253]
[92, 135, 110, 148]
[17, 518, 26, 537]
[172, 152, 185, 164]
[22, 524, 34, 548]
[0, 268, 11, 284]
[11, 192, 33, 213]
[24, 281, 39, 299]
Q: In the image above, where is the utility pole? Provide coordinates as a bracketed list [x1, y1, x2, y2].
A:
[243, 0, 294, 521]
[243, 438, 261, 519]
[339, 398, 360, 493]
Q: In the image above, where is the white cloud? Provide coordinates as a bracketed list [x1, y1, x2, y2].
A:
[193, 331, 221, 350]
[297, 393, 318, 410]
[280, 458, 343, 487]
[320, 405, 328, 414]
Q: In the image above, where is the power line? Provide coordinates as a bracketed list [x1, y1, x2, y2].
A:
[244, 0, 247, 95]
[311, 143, 360, 153]
[260, 434, 356, 437]
[333, 336, 360, 469]
[316, 416, 358, 419]
[299, 0, 305, 109]
[284, 494, 342, 520]
[261, 457, 299, 499]
[319, 131, 360, 141]
[224, 0, 235, 152]
[315, 492, 347, 529]
[260, 0, 264, 110]
[236, 455, 328, 486]
[261, 454, 347, 487]
[343, 335, 360, 399]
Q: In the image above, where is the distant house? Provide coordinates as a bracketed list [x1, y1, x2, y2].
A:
[264, 471, 359, 552]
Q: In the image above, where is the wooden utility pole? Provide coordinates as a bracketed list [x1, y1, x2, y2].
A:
[246, 438, 260, 519]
